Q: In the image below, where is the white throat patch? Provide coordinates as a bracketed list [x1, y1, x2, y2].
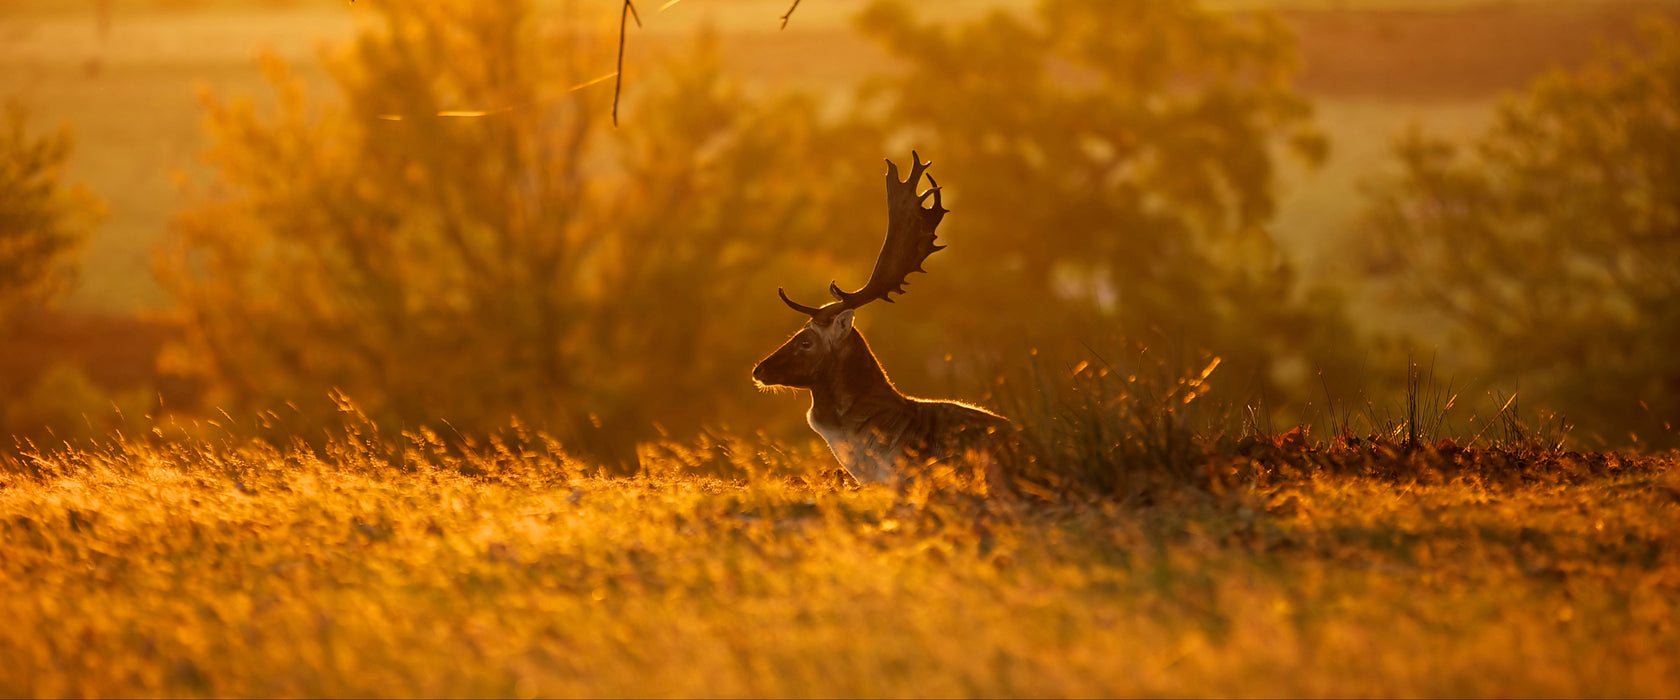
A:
[807, 407, 894, 484]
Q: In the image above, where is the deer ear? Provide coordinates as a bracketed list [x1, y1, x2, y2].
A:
[831, 308, 855, 335]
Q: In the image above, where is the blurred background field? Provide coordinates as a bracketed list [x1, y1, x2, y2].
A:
[0, 0, 1667, 310]
[4, 0, 1668, 311]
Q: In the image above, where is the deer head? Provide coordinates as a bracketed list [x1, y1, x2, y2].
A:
[753, 151, 947, 389]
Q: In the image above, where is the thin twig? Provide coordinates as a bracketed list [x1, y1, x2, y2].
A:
[780, 0, 802, 29]
[613, 0, 641, 126]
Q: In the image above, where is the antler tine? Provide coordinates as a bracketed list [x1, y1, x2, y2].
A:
[830, 279, 880, 303]
[885, 151, 933, 189]
[778, 287, 823, 317]
[907, 149, 929, 186]
[923, 173, 947, 217]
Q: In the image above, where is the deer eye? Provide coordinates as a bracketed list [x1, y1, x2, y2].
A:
[798, 339, 814, 350]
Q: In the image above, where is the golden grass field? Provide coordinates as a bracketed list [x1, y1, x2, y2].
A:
[2, 427, 1677, 697]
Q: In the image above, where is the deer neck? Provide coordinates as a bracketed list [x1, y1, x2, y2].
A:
[808, 329, 905, 431]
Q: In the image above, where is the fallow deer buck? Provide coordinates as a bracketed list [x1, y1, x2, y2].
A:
[752, 152, 1025, 495]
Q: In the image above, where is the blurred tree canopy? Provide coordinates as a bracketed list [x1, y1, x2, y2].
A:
[167, 0, 1363, 461]
[1362, 18, 1680, 446]
[0, 103, 100, 326]
[165, 0, 874, 465]
[846, 0, 1356, 413]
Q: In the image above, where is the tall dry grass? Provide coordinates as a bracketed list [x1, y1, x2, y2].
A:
[2, 398, 1676, 697]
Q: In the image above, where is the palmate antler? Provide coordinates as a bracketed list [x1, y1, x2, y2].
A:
[780, 151, 948, 317]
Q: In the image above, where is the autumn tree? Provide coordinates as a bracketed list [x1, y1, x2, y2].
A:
[843, 0, 1356, 413]
[165, 1, 872, 466]
[1362, 18, 1680, 446]
[0, 103, 99, 325]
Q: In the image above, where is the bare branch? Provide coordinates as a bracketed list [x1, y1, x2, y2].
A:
[613, 0, 641, 127]
[780, 0, 802, 29]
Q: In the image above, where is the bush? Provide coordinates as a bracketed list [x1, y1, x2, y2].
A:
[0, 103, 99, 326]
[1362, 17, 1680, 447]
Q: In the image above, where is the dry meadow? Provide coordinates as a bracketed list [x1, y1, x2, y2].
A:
[2, 427, 1676, 697]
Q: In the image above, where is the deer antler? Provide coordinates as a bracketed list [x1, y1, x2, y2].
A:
[780, 151, 949, 317]
[833, 151, 948, 308]
[778, 287, 824, 316]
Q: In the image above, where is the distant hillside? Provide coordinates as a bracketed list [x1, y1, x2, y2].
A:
[1289, 1, 1680, 99]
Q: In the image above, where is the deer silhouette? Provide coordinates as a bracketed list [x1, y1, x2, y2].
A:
[753, 152, 1025, 495]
